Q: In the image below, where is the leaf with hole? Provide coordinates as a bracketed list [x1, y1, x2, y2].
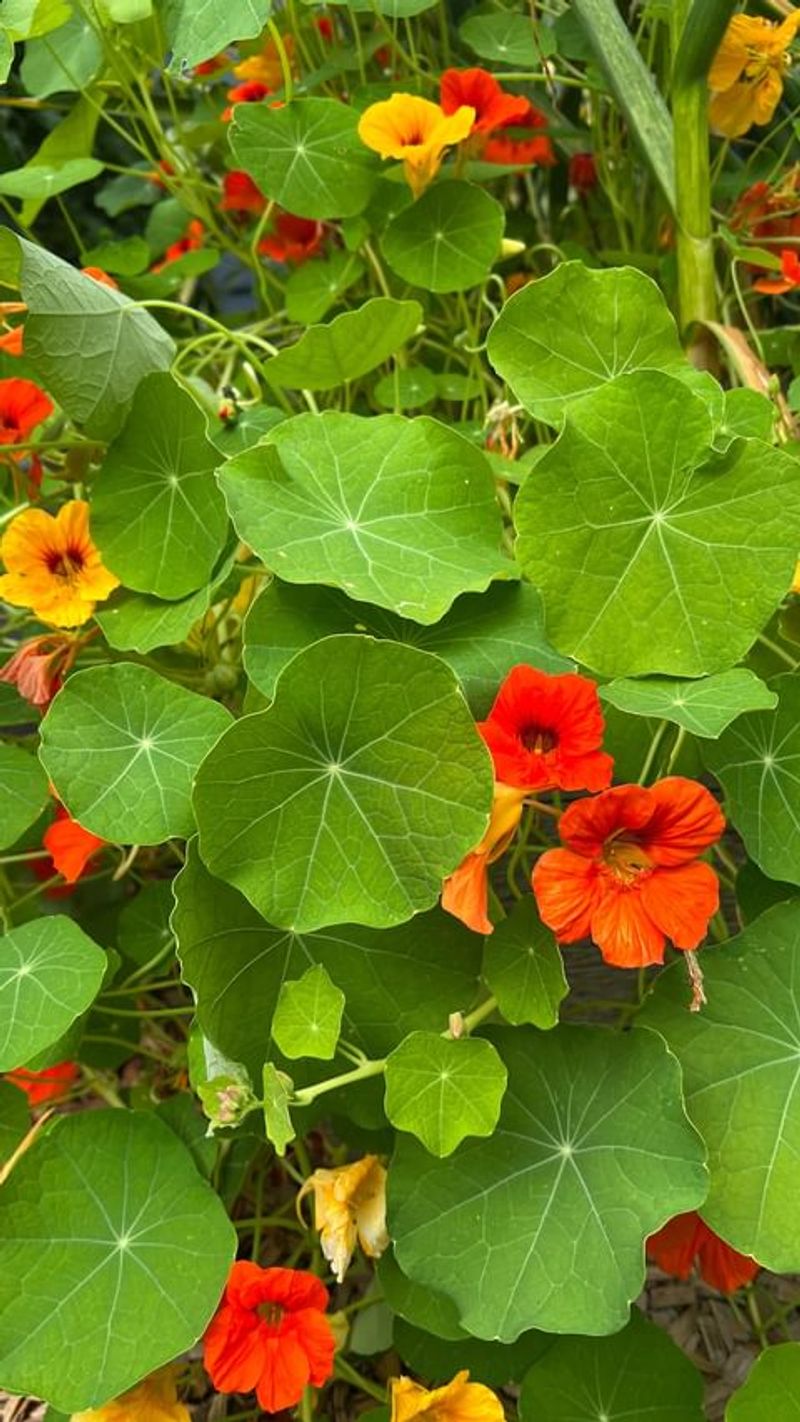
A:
[0, 917, 106, 1071]
[272, 964, 345, 1060]
[385, 1032, 507, 1156]
[382, 182, 504, 293]
[230, 98, 377, 219]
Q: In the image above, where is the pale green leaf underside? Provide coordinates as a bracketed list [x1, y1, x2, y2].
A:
[726, 1344, 800, 1420]
[164, 0, 271, 71]
[272, 963, 345, 1060]
[230, 98, 377, 220]
[264, 298, 421, 390]
[0, 916, 106, 1071]
[0, 744, 49, 850]
[382, 181, 504, 293]
[482, 897, 568, 1030]
[601, 669, 777, 738]
[385, 1032, 507, 1156]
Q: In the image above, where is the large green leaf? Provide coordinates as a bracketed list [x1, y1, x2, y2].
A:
[230, 98, 377, 219]
[483, 897, 568, 1030]
[264, 298, 421, 390]
[519, 1310, 705, 1421]
[0, 1080, 30, 1161]
[0, 1109, 235, 1411]
[726, 1344, 800, 1420]
[514, 371, 800, 677]
[220, 413, 508, 625]
[487, 262, 684, 426]
[194, 637, 492, 931]
[39, 663, 232, 845]
[12, 234, 174, 440]
[641, 901, 800, 1270]
[702, 674, 800, 884]
[91, 373, 228, 600]
[0, 917, 106, 1071]
[395, 1315, 549, 1388]
[385, 1032, 507, 1157]
[117, 880, 175, 969]
[0, 744, 49, 850]
[382, 182, 504, 293]
[379, 1248, 465, 1340]
[163, 0, 271, 71]
[601, 669, 777, 739]
[390, 1025, 706, 1339]
[175, 843, 483, 1081]
[244, 579, 570, 714]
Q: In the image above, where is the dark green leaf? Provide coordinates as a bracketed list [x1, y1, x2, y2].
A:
[0, 917, 106, 1071]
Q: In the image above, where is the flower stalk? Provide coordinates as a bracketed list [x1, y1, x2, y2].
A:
[669, 0, 719, 364]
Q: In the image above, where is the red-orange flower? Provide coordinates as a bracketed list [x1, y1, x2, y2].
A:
[151, 220, 206, 274]
[0, 632, 78, 710]
[203, 1262, 335, 1413]
[532, 778, 724, 969]
[259, 211, 325, 265]
[0, 325, 24, 357]
[43, 805, 106, 884]
[754, 246, 800, 293]
[0, 378, 53, 447]
[483, 100, 555, 167]
[194, 52, 231, 77]
[569, 151, 597, 194]
[477, 665, 613, 794]
[220, 170, 267, 217]
[648, 1212, 759, 1293]
[442, 782, 526, 934]
[440, 68, 529, 144]
[81, 266, 119, 289]
[222, 79, 272, 121]
[6, 1060, 79, 1105]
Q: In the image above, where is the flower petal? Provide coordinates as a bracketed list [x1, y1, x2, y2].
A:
[638, 861, 719, 949]
[642, 777, 724, 866]
[532, 848, 600, 942]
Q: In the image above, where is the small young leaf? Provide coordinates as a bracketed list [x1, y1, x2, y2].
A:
[272, 964, 345, 1060]
[601, 669, 777, 739]
[285, 249, 366, 325]
[0, 917, 106, 1072]
[483, 898, 568, 1030]
[262, 1062, 295, 1156]
[384, 1033, 507, 1156]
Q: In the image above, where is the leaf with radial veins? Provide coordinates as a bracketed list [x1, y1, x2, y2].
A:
[0, 917, 106, 1071]
[382, 182, 504, 293]
[39, 663, 232, 845]
[390, 1025, 706, 1339]
[163, 0, 271, 71]
[482, 897, 568, 1030]
[514, 370, 800, 677]
[91, 373, 229, 600]
[384, 1032, 507, 1156]
[230, 98, 377, 219]
[219, 412, 510, 625]
[0, 744, 49, 850]
[641, 901, 800, 1271]
[726, 1344, 800, 1420]
[0, 1109, 236, 1412]
[263, 298, 422, 390]
[600, 669, 777, 738]
[272, 964, 345, 1061]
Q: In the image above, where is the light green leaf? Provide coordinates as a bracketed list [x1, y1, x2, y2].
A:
[175, 842, 483, 1082]
[21, 11, 102, 97]
[385, 1033, 507, 1156]
[483, 898, 568, 1030]
[81, 236, 150, 277]
[244, 579, 569, 715]
[0, 1109, 236, 1411]
[487, 262, 685, 426]
[40, 663, 232, 844]
[230, 98, 377, 219]
[18, 94, 105, 227]
[0, 917, 106, 1071]
[0, 744, 49, 850]
[163, 0, 270, 71]
[264, 297, 421, 390]
[520, 1309, 705, 1421]
[285, 249, 366, 325]
[272, 963, 345, 1060]
[220, 412, 508, 624]
[0, 1080, 30, 1161]
[97, 0, 151, 18]
[319, 0, 436, 14]
[460, 11, 556, 64]
[91, 373, 229, 599]
[95, 583, 212, 653]
[194, 637, 492, 931]
[514, 371, 800, 677]
[719, 388, 775, 444]
[726, 1344, 800, 1420]
[601, 669, 777, 739]
[390, 1025, 706, 1338]
[641, 900, 800, 1269]
[373, 366, 437, 410]
[262, 1062, 295, 1155]
[0, 158, 103, 199]
[382, 182, 504, 294]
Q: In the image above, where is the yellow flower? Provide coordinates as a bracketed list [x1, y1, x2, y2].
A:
[72, 1366, 190, 1422]
[709, 10, 800, 137]
[357, 94, 475, 198]
[233, 33, 295, 88]
[298, 1154, 389, 1282]
[0, 500, 119, 628]
[391, 1371, 505, 1422]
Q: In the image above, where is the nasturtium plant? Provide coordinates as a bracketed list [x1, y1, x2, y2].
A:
[230, 98, 378, 218]
[384, 1032, 507, 1156]
[726, 1344, 800, 1420]
[0, 742, 48, 849]
[272, 964, 345, 1061]
[381, 181, 505, 292]
[0, 917, 107, 1069]
[264, 298, 423, 389]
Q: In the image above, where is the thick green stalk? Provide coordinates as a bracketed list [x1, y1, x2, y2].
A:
[670, 0, 719, 357]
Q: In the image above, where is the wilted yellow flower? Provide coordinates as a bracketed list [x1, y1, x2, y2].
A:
[391, 1371, 505, 1422]
[709, 11, 800, 137]
[357, 94, 475, 198]
[441, 782, 526, 935]
[72, 1366, 189, 1422]
[298, 1154, 389, 1282]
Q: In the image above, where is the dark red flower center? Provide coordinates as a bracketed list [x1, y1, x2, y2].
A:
[519, 723, 557, 754]
[257, 1301, 284, 1325]
[0, 414, 20, 433]
[45, 543, 86, 581]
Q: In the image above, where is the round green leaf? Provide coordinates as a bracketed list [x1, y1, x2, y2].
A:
[601, 669, 777, 739]
[483, 897, 568, 1030]
[487, 261, 684, 426]
[0, 917, 106, 1071]
[514, 370, 800, 677]
[385, 1032, 507, 1156]
[373, 366, 437, 410]
[272, 964, 345, 1061]
[194, 637, 492, 931]
[641, 900, 800, 1271]
[285, 249, 366, 325]
[519, 1309, 705, 1421]
[390, 1025, 706, 1339]
[175, 842, 483, 1082]
[382, 182, 504, 293]
[91, 373, 229, 599]
[702, 673, 800, 883]
[0, 1108, 236, 1411]
[220, 412, 509, 625]
[264, 297, 421, 390]
[39, 663, 232, 844]
[0, 743, 49, 850]
[230, 98, 377, 219]
[460, 11, 556, 64]
[726, 1344, 800, 1420]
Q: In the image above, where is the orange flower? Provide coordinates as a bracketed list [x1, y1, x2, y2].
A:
[203, 1262, 335, 1413]
[43, 805, 106, 884]
[754, 246, 800, 293]
[298, 1155, 389, 1282]
[221, 79, 272, 121]
[391, 1371, 504, 1422]
[0, 499, 119, 627]
[477, 665, 613, 794]
[0, 377, 52, 447]
[72, 1365, 190, 1422]
[150, 220, 206, 274]
[357, 94, 475, 197]
[483, 99, 555, 167]
[709, 11, 800, 138]
[5, 1060, 79, 1106]
[259, 210, 325, 265]
[648, 1212, 759, 1294]
[442, 782, 526, 935]
[220, 170, 267, 216]
[233, 33, 295, 88]
[440, 67, 529, 151]
[81, 266, 119, 289]
[532, 778, 724, 969]
[0, 325, 24, 357]
[0, 631, 79, 710]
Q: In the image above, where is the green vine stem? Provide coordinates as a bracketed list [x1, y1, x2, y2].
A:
[669, 0, 719, 366]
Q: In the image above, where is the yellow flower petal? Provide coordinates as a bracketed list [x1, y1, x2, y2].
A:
[358, 94, 475, 196]
[299, 1155, 389, 1283]
[0, 499, 119, 628]
[72, 1366, 190, 1422]
[391, 1371, 505, 1422]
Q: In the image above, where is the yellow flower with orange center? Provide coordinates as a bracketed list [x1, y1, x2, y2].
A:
[71, 1365, 189, 1422]
[298, 1154, 389, 1282]
[357, 94, 475, 198]
[391, 1371, 505, 1422]
[709, 10, 800, 137]
[441, 782, 526, 935]
[233, 33, 295, 87]
[0, 500, 119, 628]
